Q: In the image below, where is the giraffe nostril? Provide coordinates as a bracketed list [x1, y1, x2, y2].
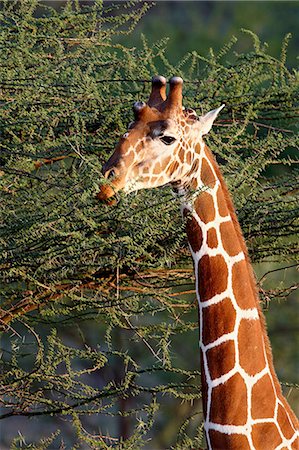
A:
[107, 169, 116, 180]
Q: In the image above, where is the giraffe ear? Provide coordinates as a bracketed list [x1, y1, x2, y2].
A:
[199, 104, 225, 135]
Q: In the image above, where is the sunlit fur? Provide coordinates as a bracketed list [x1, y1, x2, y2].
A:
[98, 76, 299, 449]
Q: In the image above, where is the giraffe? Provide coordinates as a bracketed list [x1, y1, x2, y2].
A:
[97, 76, 299, 449]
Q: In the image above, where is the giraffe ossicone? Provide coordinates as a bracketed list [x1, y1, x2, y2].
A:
[98, 76, 299, 449]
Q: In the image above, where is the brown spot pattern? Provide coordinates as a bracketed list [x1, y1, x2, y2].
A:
[162, 156, 171, 168]
[206, 340, 235, 380]
[153, 161, 162, 174]
[207, 227, 218, 248]
[124, 150, 134, 166]
[209, 430, 251, 450]
[277, 403, 296, 440]
[201, 157, 216, 188]
[202, 297, 236, 346]
[194, 142, 202, 155]
[220, 221, 242, 256]
[178, 148, 184, 162]
[238, 319, 266, 375]
[232, 260, 255, 309]
[167, 160, 179, 175]
[210, 373, 247, 425]
[190, 158, 199, 173]
[252, 423, 282, 449]
[251, 374, 276, 419]
[195, 191, 215, 224]
[217, 187, 229, 217]
[199, 255, 228, 301]
[185, 213, 203, 252]
[291, 437, 299, 449]
[190, 177, 198, 190]
[156, 175, 166, 185]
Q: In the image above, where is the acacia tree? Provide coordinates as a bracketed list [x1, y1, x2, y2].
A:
[0, 1, 298, 449]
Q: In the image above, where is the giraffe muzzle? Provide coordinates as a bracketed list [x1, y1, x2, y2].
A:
[97, 165, 123, 204]
[96, 185, 117, 204]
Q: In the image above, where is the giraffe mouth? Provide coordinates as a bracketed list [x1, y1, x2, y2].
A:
[96, 185, 117, 205]
[96, 179, 124, 205]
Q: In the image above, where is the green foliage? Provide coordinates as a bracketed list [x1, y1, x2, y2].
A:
[0, 1, 298, 449]
[117, 1, 299, 67]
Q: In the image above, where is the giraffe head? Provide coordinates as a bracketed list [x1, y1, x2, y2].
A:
[98, 76, 224, 201]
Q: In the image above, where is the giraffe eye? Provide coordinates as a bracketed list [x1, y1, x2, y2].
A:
[160, 135, 176, 145]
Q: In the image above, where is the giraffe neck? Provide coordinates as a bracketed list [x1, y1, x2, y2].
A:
[181, 143, 299, 449]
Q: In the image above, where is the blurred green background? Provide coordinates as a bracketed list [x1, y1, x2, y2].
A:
[114, 0, 298, 66]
